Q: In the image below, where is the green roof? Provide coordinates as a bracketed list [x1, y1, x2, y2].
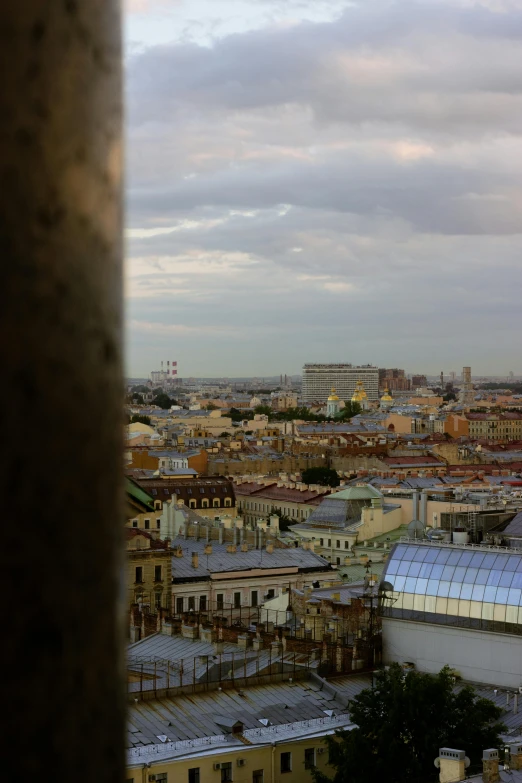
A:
[329, 484, 384, 501]
[125, 477, 155, 511]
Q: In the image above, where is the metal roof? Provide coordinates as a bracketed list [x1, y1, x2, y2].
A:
[126, 675, 367, 750]
[170, 538, 331, 579]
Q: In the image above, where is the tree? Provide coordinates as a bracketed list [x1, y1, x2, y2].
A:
[131, 393, 144, 405]
[337, 401, 361, 420]
[152, 392, 174, 409]
[205, 402, 218, 410]
[130, 414, 151, 426]
[313, 664, 505, 783]
[302, 467, 340, 487]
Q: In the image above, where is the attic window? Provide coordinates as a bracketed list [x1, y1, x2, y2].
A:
[200, 488, 205, 493]
[164, 489, 169, 495]
[152, 489, 157, 495]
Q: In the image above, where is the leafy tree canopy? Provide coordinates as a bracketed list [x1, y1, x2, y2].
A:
[337, 401, 362, 420]
[130, 414, 151, 426]
[313, 664, 505, 783]
[229, 407, 254, 422]
[302, 467, 340, 487]
[152, 392, 175, 409]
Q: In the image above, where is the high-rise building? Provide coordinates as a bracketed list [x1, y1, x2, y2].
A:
[378, 368, 410, 391]
[302, 363, 379, 402]
[459, 366, 475, 405]
[411, 374, 427, 388]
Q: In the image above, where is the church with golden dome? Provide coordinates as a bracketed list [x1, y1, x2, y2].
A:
[351, 379, 370, 410]
[326, 387, 340, 417]
[380, 387, 394, 409]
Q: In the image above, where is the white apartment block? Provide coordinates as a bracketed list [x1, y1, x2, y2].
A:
[302, 363, 379, 402]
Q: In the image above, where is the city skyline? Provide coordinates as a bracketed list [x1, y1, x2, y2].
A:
[125, 0, 522, 377]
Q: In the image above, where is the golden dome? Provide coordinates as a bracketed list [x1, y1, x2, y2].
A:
[381, 388, 393, 402]
[328, 387, 339, 401]
[351, 380, 367, 402]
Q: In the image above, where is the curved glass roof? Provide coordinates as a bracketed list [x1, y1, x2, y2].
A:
[380, 542, 522, 636]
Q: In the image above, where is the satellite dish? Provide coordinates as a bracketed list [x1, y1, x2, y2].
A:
[380, 581, 394, 594]
[465, 757, 471, 768]
[408, 519, 425, 539]
[434, 758, 440, 769]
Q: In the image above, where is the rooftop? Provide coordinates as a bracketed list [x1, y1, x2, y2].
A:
[170, 538, 332, 580]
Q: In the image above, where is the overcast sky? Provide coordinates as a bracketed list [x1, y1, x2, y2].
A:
[124, 0, 522, 379]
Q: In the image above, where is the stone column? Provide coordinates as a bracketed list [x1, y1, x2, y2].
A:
[0, 2, 124, 781]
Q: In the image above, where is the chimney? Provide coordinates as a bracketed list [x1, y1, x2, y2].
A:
[439, 748, 466, 783]
[302, 540, 309, 550]
[218, 525, 224, 545]
[508, 743, 522, 771]
[241, 542, 248, 552]
[226, 544, 237, 554]
[482, 749, 499, 783]
[266, 541, 274, 554]
[412, 490, 420, 520]
[191, 551, 199, 569]
[204, 543, 212, 555]
[174, 545, 183, 558]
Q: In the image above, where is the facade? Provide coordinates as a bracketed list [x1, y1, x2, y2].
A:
[126, 529, 173, 612]
[169, 538, 334, 620]
[380, 539, 522, 686]
[378, 368, 411, 391]
[411, 375, 428, 387]
[466, 413, 522, 442]
[302, 364, 379, 403]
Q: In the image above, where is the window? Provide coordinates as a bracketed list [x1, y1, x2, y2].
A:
[336, 540, 340, 548]
[176, 597, 183, 614]
[200, 488, 205, 494]
[199, 595, 207, 611]
[202, 499, 209, 508]
[144, 518, 150, 529]
[135, 566, 143, 584]
[252, 771, 264, 783]
[320, 538, 324, 546]
[304, 748, 316, 769]
[224, 498, 231, 507]
[189, 499, 197, 509]
[188, 768, 200, 783]
[217, 593, 224, 610]
[188, 596, 195, 611]
[280, 752, 292, 773]
[213, 498, 220, 507]
[156, 775, 167, 783]
[155, 592, 162, 610]
[345, 541, 349, 549]
[267, 588, 275, 599]
[328, 539, 331, 547]
[155, 565, 162, 582]
[251, 590, 258, 607]
[234, 592, 241, 608]
[221, 762, 232, 782]
[336, 557, 340, 565]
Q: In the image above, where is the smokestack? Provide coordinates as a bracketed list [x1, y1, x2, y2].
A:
[239, 528, 244, 544]
[420, 491, 428, 529]
[191, 551, 199, 569]
[205, 526, 210, 542]
[183, 524, 187, 539]
[482, 749, 499, 783]
[412, 490, 420, 521]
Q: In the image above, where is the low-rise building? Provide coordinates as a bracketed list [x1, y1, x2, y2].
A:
[128, 473, 237, 518]
[235, 480, 331, 526]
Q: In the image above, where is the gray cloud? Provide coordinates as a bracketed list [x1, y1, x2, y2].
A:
[125, 0, 522, 377]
